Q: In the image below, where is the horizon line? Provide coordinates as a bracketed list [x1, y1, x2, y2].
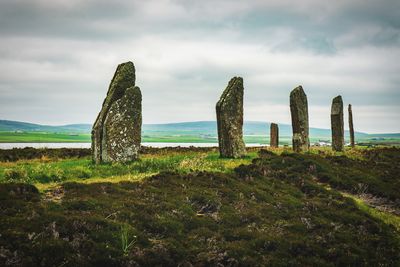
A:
[1, 119, 400, 135]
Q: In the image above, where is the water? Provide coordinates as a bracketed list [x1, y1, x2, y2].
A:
[0, 142, 266, 149]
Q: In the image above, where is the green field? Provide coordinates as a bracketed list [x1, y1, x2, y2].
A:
[2, 131, 400, 147]
[0, 131, 277, 144]
[1, 120, 399, 146]
[0, 132, 91, 143]
[0, 147, 399, 266]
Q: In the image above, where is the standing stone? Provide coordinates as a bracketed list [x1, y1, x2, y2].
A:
[348, 104, 355, 148]
[92, 61, 142, 163]
[216, 77, 246, 158]
[290, 86, 310, 152]
[331, 96, 344, 152]
[102, 87, 142, 162]
[270, 123, 279, 148]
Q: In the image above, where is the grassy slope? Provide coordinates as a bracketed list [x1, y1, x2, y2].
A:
[0, 147, 399, 266]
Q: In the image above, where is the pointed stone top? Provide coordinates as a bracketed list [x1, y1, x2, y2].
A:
[217, 76, 244, 107]
[331, 95, 343, 115]
[333, 95, 342, 102]
[119, 61, 134, 66]
[225, 76, 243, 90]
[111, 61, 136, 85]
[228, 76, 243, 84]
[290, 85, 305, 97]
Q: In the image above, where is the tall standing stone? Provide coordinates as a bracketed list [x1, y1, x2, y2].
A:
[270, 123, 279, 148]
[92, 61, 142, 163]
[290, 86, 310, 152]
[348, 104, 355, 148]
[216, 77, 246, 158]
[331, 96, 344, 152]
[102, 86, 142, 162]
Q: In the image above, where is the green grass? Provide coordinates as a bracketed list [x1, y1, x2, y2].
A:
[0, 147, 399, 266]
[344, 193, 400, 232]
[0, 150, 259, 189]
[0, 132, 91, 142]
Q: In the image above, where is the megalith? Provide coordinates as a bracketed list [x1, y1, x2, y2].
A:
[331, 96, 344, 152]
[216, 77, 246, 158]
[290, 86, 310, 152]
[92, 61, 142, 163]
[348, 104, 355, 148]
[270, 123, 279, 148]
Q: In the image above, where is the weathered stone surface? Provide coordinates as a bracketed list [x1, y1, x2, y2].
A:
[331, 96, 344, 151]
[92, 61, 141, 163]
[216, 77, 246, 158]
[348, 104, 355, 148]
[270, 123, 279, 148]
[102, 86, 142, 162]
[290, 86, 309, 152]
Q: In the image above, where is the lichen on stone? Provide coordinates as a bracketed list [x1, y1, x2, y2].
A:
[216, 77, 246, 158]
[290, 85, 310, 152]
[92, 62, 142, 163]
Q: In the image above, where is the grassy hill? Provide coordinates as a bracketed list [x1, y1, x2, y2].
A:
[0, 119, 370, 137]
[0, 120, 399, 144]
[0, 147, 399, 266]
[0, 120, 91, 133]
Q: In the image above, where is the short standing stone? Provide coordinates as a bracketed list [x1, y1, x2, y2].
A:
[348, 104, 355, 148]
[216, 77, 246, 158]
[290, 86, 310, 152]
[270, 123, 279, 148]
[92, 61, 142, 163]
[331, 96, 344, 151]
[102, 86, 142, 162]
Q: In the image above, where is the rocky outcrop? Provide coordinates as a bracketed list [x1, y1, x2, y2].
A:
[331, 96, 344, 152]
[216, 77, 246, 158]
[270, 123, 279, 148]
[290, 86, 309, 152]
[348, 104, 355, 148]
[92, 61, 142, 163]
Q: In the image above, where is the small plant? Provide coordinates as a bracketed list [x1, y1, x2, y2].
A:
[71, 166, 92, 178]
[4, 168, 28, 182]
[355, 183, 369, 195]
[32, 165, 65, 183]
[120, 225, 136, 256]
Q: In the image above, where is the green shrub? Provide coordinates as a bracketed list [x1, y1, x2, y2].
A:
[3, 168, 28, 182]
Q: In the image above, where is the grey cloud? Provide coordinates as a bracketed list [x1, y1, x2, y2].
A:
[0, 0, 399, 132]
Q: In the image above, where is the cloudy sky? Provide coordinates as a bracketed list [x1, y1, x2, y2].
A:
[0, 0, 399, 133]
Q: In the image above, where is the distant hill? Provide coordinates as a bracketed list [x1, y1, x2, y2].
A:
[143, 121, 370, 138]
[0, 119, 398, 139]
[0, 120, 91, 133]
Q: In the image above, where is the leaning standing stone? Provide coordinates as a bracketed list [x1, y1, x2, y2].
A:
[290, 86, 310, 152]
[331, 96, 344, 151]
[348, 104, 355, 148]
[92, 61, 141, 163]
[216, 77, 246, 158]
[270, 123, 279, 148]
